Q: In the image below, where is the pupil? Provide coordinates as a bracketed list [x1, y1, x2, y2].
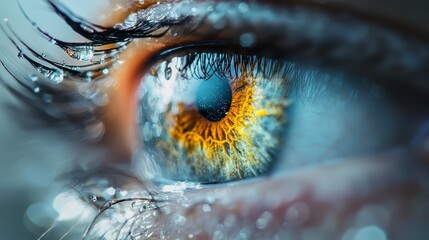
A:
[196, 76, 233, 122]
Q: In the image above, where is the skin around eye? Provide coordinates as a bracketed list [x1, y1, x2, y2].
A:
[3, 1, 429, 239]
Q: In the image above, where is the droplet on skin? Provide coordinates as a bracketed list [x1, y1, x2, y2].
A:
[285, 202, 310, 225]
[202, 203, 212, 213]
[256, 211, 273, 229]
[173, 214, 187, 226]
[240, 33, 256, 47]
[223, 214, 237, 228]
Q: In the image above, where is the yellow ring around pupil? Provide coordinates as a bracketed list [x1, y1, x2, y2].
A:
[165, 76, 276, 181]
[140, 53, 291, 182]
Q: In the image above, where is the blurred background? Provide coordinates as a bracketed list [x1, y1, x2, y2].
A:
[0, 1, 107, 239]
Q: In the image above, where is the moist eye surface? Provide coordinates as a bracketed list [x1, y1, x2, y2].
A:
[135, 46, 429, 184]
[137, 50, 290, 183]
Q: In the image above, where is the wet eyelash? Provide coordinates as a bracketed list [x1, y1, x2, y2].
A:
[0, 0, 190, 139]
[36, 165, 166, 240]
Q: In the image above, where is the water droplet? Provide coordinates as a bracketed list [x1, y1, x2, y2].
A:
[36, 66, 64, 84]
[172, 215, 187, 225]
[29, 74, 38, 82]
[48, 70, 64, 84]
[240, 33, 256, 47]
[102, 68, 109, 74]
[223, 214, 236, 228]
[50, 39, 57, 45]
[238, 2, 249, 13]
[124, 12, 138, 28]
[90, 195, 97, 202]
[33, 86, 40, 93]
[202, 204, 211, 213]
[41, 53, 47, 58]
[285, 202, 310, 224]
[80, 24, 94, 33]
[3, 18, 8, 23]
[64, 46, 94, 61]
[103, 187, 116, 199]
[255, 211, 272, 229]
[65, 46, 94, 62]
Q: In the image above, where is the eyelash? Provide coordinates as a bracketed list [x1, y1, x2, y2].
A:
[0, 0, 191, 139]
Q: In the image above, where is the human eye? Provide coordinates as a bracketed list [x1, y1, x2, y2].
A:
[1, 0, 429, 240]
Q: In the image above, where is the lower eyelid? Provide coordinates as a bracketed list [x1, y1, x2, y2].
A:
[139, 150, 422, 239]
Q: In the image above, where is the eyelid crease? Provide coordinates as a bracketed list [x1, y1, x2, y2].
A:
[104, 0, 429, 90]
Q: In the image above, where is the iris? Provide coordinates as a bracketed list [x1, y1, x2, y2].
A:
[137, 50, 289, 183]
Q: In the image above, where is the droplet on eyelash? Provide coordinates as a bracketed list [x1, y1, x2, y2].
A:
[33, 86, 40, 93]
[48, 70, 64, 84]
[29, 74, 38, 82]
[41, 53, 47, 57]
[64, 45, 94, 62]
[80, 24, 94, 33]
[90, 195, 98, 202]
[35, 66, 64, 84]
[124, 12, 138, 28]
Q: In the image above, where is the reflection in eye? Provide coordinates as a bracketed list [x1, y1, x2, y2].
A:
[136, 45, 429, 185]
[138, 49, 290, 182]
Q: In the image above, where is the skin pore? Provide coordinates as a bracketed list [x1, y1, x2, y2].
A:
[1, 0, 429, 239]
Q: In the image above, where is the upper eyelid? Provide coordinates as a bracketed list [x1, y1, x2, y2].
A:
[94, 0, 429, 89]
[2, 0, 429, 124]
[108, 0, 429, 94]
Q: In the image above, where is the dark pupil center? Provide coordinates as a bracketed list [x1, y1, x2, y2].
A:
[196, 76, 233, 122]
